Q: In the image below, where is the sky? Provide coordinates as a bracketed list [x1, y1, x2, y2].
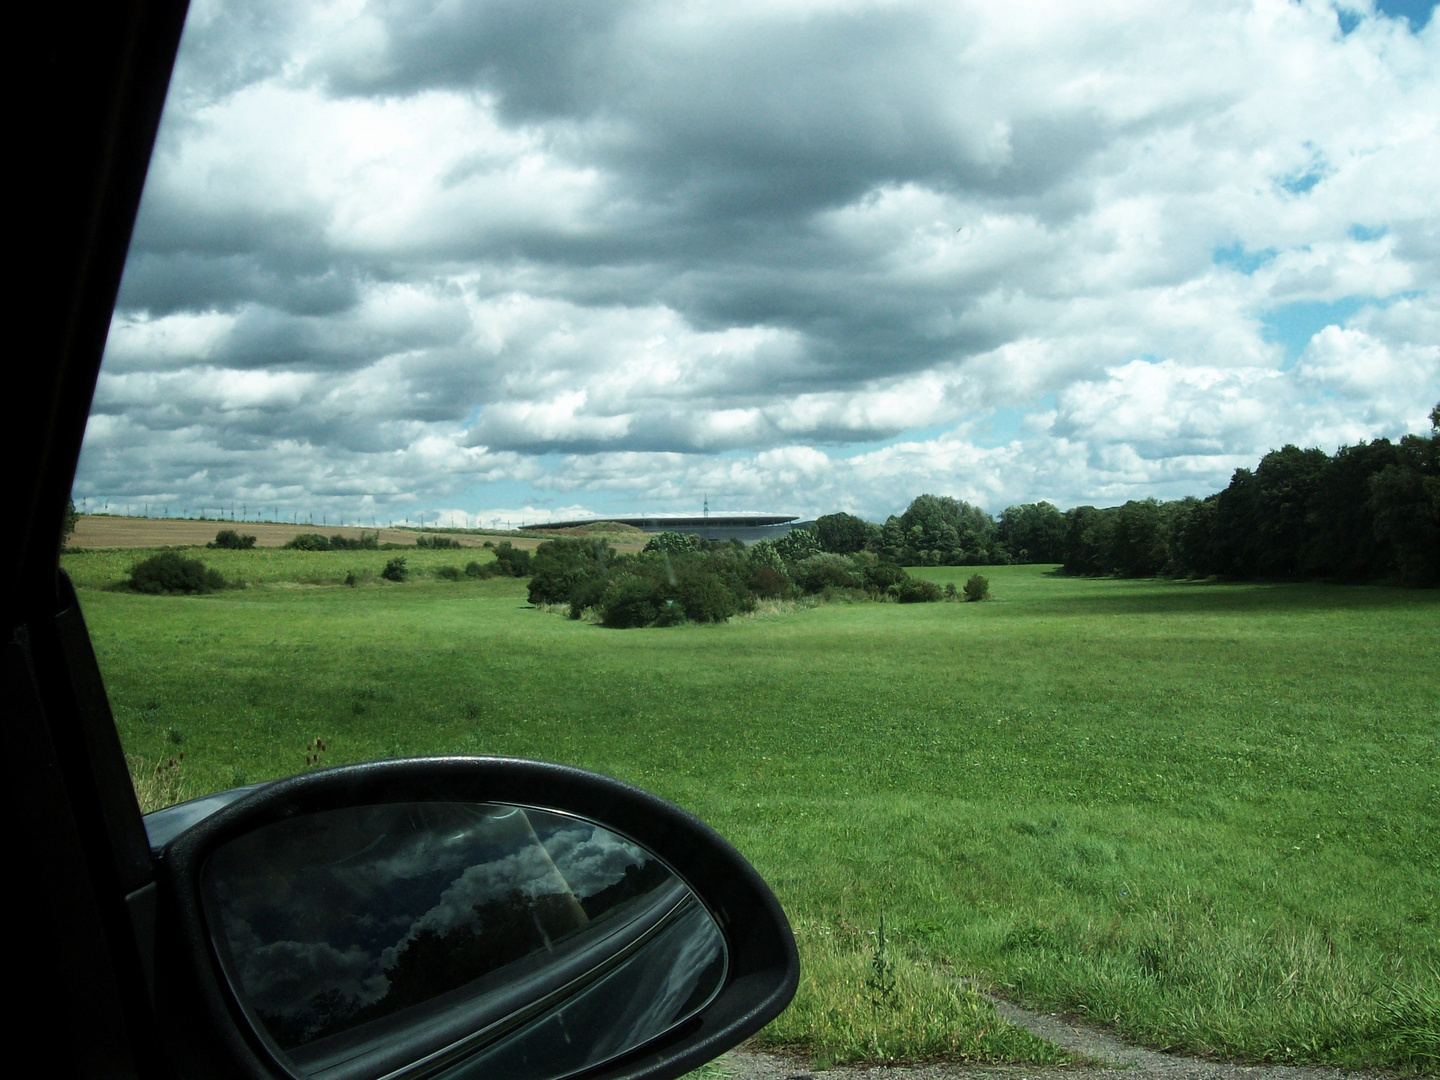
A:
[75, 0, 1440, 527]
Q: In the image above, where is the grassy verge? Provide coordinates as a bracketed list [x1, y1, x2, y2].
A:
[67, 559, 1440, 1071]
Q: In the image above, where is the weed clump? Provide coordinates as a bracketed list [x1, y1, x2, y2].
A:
[128, 552, 227, 594]
[760, 919, 1071, 1067]
[128, 754, 190, 813]
[436, 565, 462, 581]
[381, 557, 408, 582]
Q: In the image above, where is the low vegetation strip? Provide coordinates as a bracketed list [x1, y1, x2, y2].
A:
[63, 559, 1440, 1072]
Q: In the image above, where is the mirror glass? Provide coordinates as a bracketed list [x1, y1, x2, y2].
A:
[200, 803, 727, 1080]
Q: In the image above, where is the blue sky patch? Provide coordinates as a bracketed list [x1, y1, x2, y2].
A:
[1278, 165, 1326, 195]
[1376, 1, 1438, 30]
[1214, 244, 1277, 274]
[1348, 224, 1387, 242]
[1261, 297, 1367, 363]
[840, 422, 959, 458]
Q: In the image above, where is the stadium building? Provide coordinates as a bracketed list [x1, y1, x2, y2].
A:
[520, 512, 813, 544]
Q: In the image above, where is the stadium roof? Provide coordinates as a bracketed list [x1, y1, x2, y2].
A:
[520, 514, 797, 531]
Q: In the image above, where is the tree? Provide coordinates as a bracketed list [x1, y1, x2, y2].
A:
[1062, 506, 1112, 575]
[61, 498, 79, 549]
[1250, 445, 1330, 578]
[814, 512, 872, 554]
[773, 527, 821, 563]
[1369, 425, 1440, 585]
[1111, 500, 1167, 577]
[997, 502, 1065, 563]
[896, 494, 997, 564]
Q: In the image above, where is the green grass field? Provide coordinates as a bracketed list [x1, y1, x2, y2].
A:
[64, 551, 1440, 1071]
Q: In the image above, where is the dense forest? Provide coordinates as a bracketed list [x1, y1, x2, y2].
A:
[846, 404, 1438, 586]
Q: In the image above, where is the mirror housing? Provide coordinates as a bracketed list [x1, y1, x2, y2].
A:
[147, 758, 798, 1080]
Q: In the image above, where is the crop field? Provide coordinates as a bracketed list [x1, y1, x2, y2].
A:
[65, 514, 647, 552]
[62, 550, 1440, 1072]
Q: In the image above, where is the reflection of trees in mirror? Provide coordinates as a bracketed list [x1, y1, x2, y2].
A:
[203, 803, 707, 1068]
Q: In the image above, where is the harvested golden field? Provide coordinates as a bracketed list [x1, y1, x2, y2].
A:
[68, 516, 502, 550]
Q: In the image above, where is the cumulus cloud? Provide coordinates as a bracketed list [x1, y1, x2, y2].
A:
[76, 0, 1440, 521]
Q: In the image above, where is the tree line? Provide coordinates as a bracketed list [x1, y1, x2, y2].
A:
[819, 403, 1436, 585]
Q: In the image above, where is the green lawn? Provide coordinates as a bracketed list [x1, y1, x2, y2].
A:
[66, 555, 1440, 1071]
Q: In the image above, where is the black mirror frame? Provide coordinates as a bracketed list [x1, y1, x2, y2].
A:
[155, 756, 799, 1080]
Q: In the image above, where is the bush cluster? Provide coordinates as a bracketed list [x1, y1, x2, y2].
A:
[284, 532, 380, 551]
[207, 529, 255, 550]
[414, 534, 461, 549]
[128, 552, 227, 594]
[524, 531, 934, 628]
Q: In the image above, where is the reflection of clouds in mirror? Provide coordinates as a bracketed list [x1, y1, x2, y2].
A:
[222, 913, 392, 1018]
[383, 837, 577, 965]
[384, 822, 651, 962]
[209, 804, 664, 1046]
[540, 824, 652, 901]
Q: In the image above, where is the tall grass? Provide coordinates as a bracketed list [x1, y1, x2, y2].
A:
[760, 917, 1072, 1066]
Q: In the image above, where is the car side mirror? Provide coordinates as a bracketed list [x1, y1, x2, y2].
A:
[148, 758, 798, 1080]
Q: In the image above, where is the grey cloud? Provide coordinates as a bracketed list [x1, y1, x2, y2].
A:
[116, 252, 361, 316]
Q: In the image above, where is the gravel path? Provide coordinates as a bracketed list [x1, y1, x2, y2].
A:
[716, 995, 1393, 1080]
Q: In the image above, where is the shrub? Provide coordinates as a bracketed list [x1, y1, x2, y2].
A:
[208, 529, 256, 550]
[599, 575, 666, 628]
[436, 565, 462, 581]
[285, 532, 331, 551]
[747, 564, 793, 599]
[527, 538, 612, 605]
[464, 560, 487, 578]
[890, 577, 942, 603]
[791, 553, 865, 593]
[382, 557, 408, 582]
[489, 541, 532, 576]
[643, 531, 700, 555]
[963, 573, 991, 602]
[864, 561, 909, 591]
[747, 539, 786, 573]
[328, 532, 379, 550]
[677, 570, 737, 623]
[128, 552, 226, 594]
[415, 534, 461, 549]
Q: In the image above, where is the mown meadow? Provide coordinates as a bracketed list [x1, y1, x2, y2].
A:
[61, 548, 1440, 1071]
